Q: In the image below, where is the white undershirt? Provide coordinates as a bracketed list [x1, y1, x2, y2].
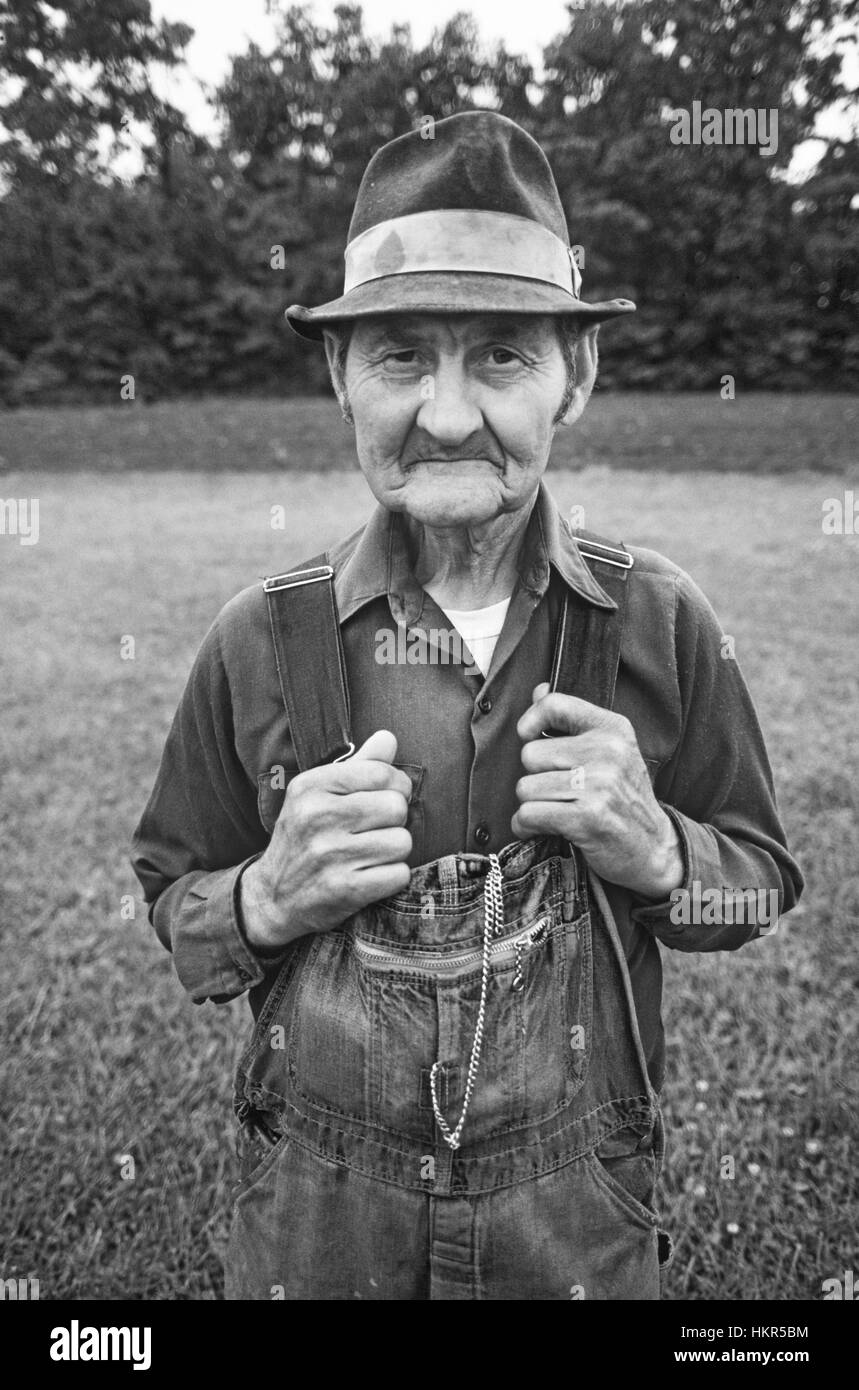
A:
[436, 596, 512, 678]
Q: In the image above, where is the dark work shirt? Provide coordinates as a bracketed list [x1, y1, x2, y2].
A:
[130, 483, 803, 1091]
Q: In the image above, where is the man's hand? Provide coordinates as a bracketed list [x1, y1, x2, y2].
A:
[512, 684, 684, 900]
[240, 730, 413, 954]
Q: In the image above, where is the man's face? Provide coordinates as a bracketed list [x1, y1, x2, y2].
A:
[336, 313, 576, 527]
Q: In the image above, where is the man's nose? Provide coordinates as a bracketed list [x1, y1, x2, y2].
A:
[415, 360, 483, 444]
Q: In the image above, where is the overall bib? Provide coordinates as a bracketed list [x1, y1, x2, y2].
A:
[225, 539, 672, 1300]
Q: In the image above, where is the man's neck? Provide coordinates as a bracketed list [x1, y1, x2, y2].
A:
[408, 492, 537, 611]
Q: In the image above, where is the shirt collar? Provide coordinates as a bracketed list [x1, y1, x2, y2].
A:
[333, 480, 616, 624]
[520, 483, 618, 610]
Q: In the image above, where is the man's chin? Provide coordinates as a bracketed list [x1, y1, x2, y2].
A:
[393, 462, 508, 525]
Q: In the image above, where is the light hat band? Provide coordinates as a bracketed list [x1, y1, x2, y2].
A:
[343, 209, 582, 299]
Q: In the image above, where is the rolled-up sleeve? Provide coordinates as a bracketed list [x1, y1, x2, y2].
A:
[130, 615, 274, 1003]
[630, 568, 804, 950]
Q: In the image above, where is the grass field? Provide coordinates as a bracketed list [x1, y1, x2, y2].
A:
[1, 396, 857, 1301]
[2, 390, 857, 474]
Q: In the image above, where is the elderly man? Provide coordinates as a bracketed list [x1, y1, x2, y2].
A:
[131, 111, 802, 1301]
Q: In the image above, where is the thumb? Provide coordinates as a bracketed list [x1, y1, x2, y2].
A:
[351, 729, 398, 764]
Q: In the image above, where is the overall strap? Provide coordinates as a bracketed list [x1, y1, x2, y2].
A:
[549, 530, 634, 711]
[263, 555, 353, 772]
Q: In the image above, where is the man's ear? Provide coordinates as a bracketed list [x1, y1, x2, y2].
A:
[322, 329, 339, 377]
[560, 325, 599, 426]
[322, 328, 353, 423]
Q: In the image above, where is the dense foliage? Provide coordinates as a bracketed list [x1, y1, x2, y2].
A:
[0, 0, 857, 402]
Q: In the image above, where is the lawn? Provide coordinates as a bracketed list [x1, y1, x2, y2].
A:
[1, 391, 857, 474]
[0, 404, 857, 1300]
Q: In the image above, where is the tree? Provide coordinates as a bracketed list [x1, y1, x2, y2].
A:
[534, 0, 859, 385]
[0, 0, 193, 186]
[0, 0, 856, 402]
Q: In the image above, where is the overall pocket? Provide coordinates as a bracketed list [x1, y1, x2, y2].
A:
[242, 852, 593, 1143]
[585, 1149, 658, 1231]
[287, 931, 378, 1123]
[349, 910, 582, 1139]
[493, 905, 594, 1127]
[233, 1098, 292, 1198]
[585, 1115, 663, 1231]
[346, 865, 593, 1141]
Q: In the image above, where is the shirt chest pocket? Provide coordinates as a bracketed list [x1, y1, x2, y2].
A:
[256, 762, 426, 866]
[644, 758, 661, 790]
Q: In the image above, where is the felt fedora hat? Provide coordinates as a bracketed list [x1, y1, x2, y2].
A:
[285, 110, 635, 339]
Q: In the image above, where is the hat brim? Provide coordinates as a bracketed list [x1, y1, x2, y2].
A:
[285, 272, 635, 340]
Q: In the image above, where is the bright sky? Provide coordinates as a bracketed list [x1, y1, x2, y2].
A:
[148, 0, 571, 133]
[143, 0, 854, 179]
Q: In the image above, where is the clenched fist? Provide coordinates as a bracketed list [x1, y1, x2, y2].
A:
[512, 684, 684, 900]
[240, 730, 413, 954]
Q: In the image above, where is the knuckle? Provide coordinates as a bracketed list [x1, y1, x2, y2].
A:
[310, 830, 339, 863]
[390, 861, 412, 892]
[284, 773, 307, 804]
[298, 798, 327, 833]
[547, 693, 570, 723]
[376, 762, 402, 790]
[520, 741, 539, 771]
[342, 874, 367, 908]
[301, 782, 324, 810]
[307, 831, 326, 862]
[335, 761, 366, 791]
[392, 827, 412, 858]
[364, 790, 405, 826]
[375, 790, 402, 824]
[288, 800, 311, 833]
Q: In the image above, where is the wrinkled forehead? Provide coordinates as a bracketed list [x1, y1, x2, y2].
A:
[352, 313, 561, 351]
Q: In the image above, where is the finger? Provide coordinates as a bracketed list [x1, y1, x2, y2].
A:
[347, 826, 413, 866]
[531, 682, 551, 703]
[352, 861, 413, 902]
[339, 789, 410, 831]
[321, 755, 412, 799]
[516, 771, 587, 803]
[517, 692, 616, 742]
[520, 734, 594, 773]
[512, 801, 578, 838]
[351, 729, 398, 764]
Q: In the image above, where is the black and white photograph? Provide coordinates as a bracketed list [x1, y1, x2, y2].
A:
[1, 0, 857, 1339]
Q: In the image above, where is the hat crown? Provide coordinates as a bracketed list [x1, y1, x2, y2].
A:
[285, 109, 637, 338]
[348, 110, 569, 246]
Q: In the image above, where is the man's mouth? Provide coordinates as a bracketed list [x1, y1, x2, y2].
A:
[404, 456, 503, 469]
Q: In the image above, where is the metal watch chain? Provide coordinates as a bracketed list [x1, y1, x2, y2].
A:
[430, 852, 505, 1151]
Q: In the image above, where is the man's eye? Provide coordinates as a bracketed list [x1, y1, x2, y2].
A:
[385, 349, 419, 365]
[487, 347, 522, 365]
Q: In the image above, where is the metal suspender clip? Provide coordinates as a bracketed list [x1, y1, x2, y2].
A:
[574, 538, 634, 570]
[263, 564, 335, 593]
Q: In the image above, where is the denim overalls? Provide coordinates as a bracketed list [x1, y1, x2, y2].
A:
[225, 542, 672, 1300]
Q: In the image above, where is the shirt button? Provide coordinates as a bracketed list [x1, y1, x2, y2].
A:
[474, 824, 490, 846]
[478, 695, 492, 714]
